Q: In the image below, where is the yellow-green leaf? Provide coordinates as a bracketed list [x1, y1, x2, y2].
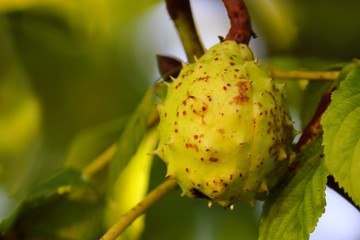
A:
[260, 137, 328, 240]
[105, 128, 158, 240]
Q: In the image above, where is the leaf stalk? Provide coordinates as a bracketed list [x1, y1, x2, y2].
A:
[82, 144, 117, 180]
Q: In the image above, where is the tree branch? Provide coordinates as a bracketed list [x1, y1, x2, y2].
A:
[100, 179, 179, 240]
[222, 0, 256, 44]
[271, 69, 339, 81]
[165, 0, 204, 62]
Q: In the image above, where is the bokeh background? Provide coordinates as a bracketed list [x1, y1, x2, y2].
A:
[1, 0, 360, 239]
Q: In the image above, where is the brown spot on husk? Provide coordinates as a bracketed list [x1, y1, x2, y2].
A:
[231, 81, 252, 104]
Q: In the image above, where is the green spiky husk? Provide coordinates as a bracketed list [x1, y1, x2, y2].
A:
[156, 40, 294, 207]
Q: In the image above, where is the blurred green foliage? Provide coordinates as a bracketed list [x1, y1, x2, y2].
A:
[0, 0, 359, 239]
[0, 0, 159, 238]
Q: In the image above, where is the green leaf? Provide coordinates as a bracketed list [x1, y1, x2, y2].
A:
[259, 137, 328, 240]
[22, 199, 103, 240]
[322, 63, 360, 207]
[3, 198, 103, 239]
[28, 168, 93, 200]
[0, 168, 94, 232]
[108, 89, 157, 191]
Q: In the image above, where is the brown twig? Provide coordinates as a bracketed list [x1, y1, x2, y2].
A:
[222, 0, 256, 44]
[294, 89, 333, 153]
[165, 0, 204, 62]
